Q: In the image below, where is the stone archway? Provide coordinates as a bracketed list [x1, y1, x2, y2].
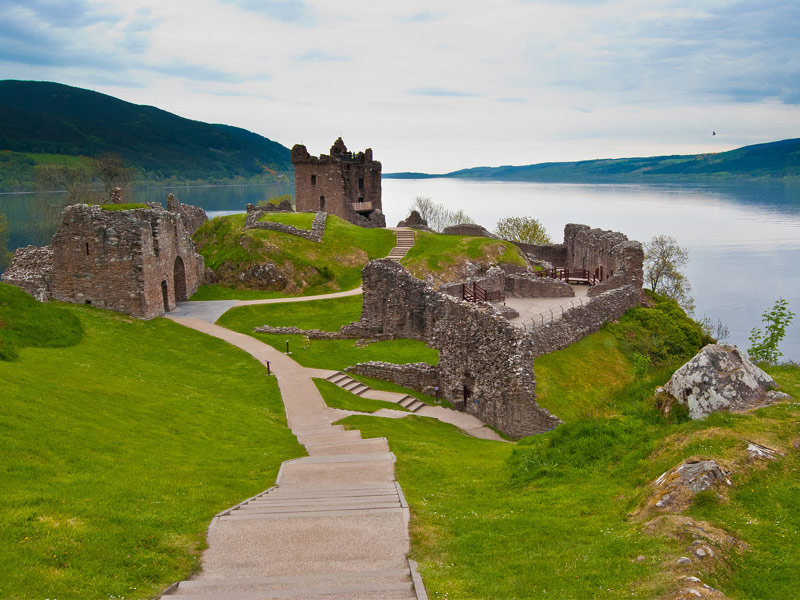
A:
[161, 280, 169, 312]
[173, 256, 187, 302]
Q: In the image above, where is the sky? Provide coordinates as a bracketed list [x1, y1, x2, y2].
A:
[1, 0, 799, 173]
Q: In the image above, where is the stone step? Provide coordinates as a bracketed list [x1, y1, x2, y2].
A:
[396, 396, 424, 412]
[292, 425, 344, 436]
[296, 430, 362, 445]
[170, 568, 412, 596]
[167, 580, 415, 599]
[219, 507, 406, 521]
[305, 438, 389, 456]
[244, 494, 398, 507]
[230, 501, 402, 516]
[259, 486, 397, 500]
[325, 372, 351, 386]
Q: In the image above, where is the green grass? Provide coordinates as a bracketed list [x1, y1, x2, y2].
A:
[216, 302, 438, 372]
[100, 203, 148, 211]
[313, 379, 410, 413]
[533, 330, 634, 422]
[0, 303, 303, 599]
[190, 286, 295, 301]
[0, 283, 84, 361]
[193, 214, 395, 296]
[257, 212, 315, 229]
[348, 373, 453, 409]
[337, 362, 800, 600]
[219, 296, 362, 331]
[401, 231, 526, 280]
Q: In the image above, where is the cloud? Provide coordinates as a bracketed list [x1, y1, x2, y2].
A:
[295, 49, 349, 62]
[407, 87, 480, 98]
[403, 12, 442, 23]
[223, 0, 314, 24]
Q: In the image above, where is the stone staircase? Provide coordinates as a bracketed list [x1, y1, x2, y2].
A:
[387, 228, 414, 262]
[325, 372, 427, 413]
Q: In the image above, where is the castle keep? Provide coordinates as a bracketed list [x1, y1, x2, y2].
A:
[291, 137, 386, 228]
[2, 201, 205, 319]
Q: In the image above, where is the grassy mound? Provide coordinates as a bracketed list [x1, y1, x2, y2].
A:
[257, 212, 315, 229]
[0, 304, 302, 599]
[193, 213, 395, 298]
[400, 231, 527, 285]
[0, 283, 83, 361]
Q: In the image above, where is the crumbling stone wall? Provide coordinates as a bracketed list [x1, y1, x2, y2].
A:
[441, 224, 497, 238]
[397, 210, 431, 231]
[505, 274, 574, 297]
[1, 246, 53, 301]
[345, 361, 440, 393]
[528, 285, 640, 357]
[244, 207, 327, 242]
[3, 203, 205, 318]
[354, 259, 562, 436]
[291, 138, 386, 228]
[513, 242, 567, 267]
[167, 193, 208, 235]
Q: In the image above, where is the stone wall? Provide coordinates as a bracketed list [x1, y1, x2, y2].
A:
[441, 224, 497, 238]
[345, 361, 440, 393]
[291, 138, 385, 228]
[354, 259, 562, 437]
[513, 242, 567, 267]
[1, 245, 54, 301]
[244, 207, 327, 242]
[505, 273, 574, 298]
[528, 285, 641, 358]
[167, 194, 208, 235]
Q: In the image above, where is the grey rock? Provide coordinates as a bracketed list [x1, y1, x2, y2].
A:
[663, 344, 782, 419]
[676, 556, 692, 565]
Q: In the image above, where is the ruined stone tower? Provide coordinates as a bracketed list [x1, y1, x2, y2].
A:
[291, 138, 386, 228]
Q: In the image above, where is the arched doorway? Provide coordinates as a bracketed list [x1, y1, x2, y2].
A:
[161, 280, 169, 312]
[173, 256, 187, 302]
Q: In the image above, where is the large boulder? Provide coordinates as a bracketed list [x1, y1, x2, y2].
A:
[662, 344, 786, 419]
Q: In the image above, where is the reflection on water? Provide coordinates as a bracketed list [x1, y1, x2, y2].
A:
[1, 179, 798, 359]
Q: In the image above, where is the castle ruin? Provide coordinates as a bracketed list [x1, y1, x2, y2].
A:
[291, 138, 386, 228]
[2, 200, 205, 319]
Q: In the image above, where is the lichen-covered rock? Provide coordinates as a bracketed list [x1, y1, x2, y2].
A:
[645, 459, 731, 513]
[663, 344, 783, 419]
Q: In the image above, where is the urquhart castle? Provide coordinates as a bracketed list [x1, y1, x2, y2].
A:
[2, 138, 646, 438]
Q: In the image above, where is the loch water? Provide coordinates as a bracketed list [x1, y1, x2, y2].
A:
[2, 178, 798, 361]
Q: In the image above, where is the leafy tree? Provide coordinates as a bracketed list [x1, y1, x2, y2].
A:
[698, 315, 730, 342]
[35, 163, 97, 204]
[495, 216, 551, 244]
[0, 214, 11, 269]
[643, 235, 694, 314]
[748, 298, 795, 364]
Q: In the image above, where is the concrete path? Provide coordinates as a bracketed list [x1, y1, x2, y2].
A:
[162, 315, 429, 599]
[505, 284, 590, 330]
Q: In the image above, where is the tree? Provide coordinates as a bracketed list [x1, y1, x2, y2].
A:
[644, 234, 694, 314]
[495, 216, 551, 244]
[92, 153, 133, 203]
[748, 298, 795, 364]
[408, 197, 474, 232]
[698, 315, 730, 342]
[0, 214, 11, 269]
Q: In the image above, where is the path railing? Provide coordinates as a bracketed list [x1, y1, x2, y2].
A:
[462, 282, 505, 303]
[518, 296, 587, 332]
[536, 268, 599, 286]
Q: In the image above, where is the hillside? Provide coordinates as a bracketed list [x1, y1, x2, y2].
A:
[0, 80, 291, 189]
[386, 138, 800, 182]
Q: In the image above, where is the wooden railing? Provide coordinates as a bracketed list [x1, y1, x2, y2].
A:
[535, 268, 599, 286]
[462, 282, 505, 303]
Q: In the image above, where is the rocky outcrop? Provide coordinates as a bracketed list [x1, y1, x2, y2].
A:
[397, 210, 431, 230]
[662, 344, 786, 419]
[644, 459, 732, 514]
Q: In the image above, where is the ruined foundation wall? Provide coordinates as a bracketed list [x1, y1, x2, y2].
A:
[345, 361, 440, 393]
[1, 245, 54, 302]
[356, 259, 562, 437]
[563, 224, 644, 296]
[513, 242, 567, 267]
[505, 274, 574, 298]
[166, 194, 208, 235]
[528, 285, 641, 358]
[244, 208, 327, 242]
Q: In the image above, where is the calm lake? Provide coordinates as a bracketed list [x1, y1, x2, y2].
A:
[2, 179, 798, 361]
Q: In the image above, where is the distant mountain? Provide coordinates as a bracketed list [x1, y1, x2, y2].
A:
[386, 138, 800, 181]
[0, 80, 291, 186]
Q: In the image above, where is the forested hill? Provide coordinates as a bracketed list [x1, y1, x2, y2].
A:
[386, 138, 800, 181]
[0, 80, 291, 187]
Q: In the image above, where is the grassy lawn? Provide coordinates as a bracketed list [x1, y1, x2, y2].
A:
[216, 301, 438, 371]
[313, 378, 410, 413]
[349, 373, 453, 409]
[219, 295, 362, 331]
[401, 231, 526, 282]
[257, 211, 315, 229]
[0, 291, 303, 599]
[193, 214, 396, 296]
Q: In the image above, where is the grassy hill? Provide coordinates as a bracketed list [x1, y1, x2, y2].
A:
[386, 138, 800, 182]
[0, 284, 303, 599]
[0, 80, 291, 190]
